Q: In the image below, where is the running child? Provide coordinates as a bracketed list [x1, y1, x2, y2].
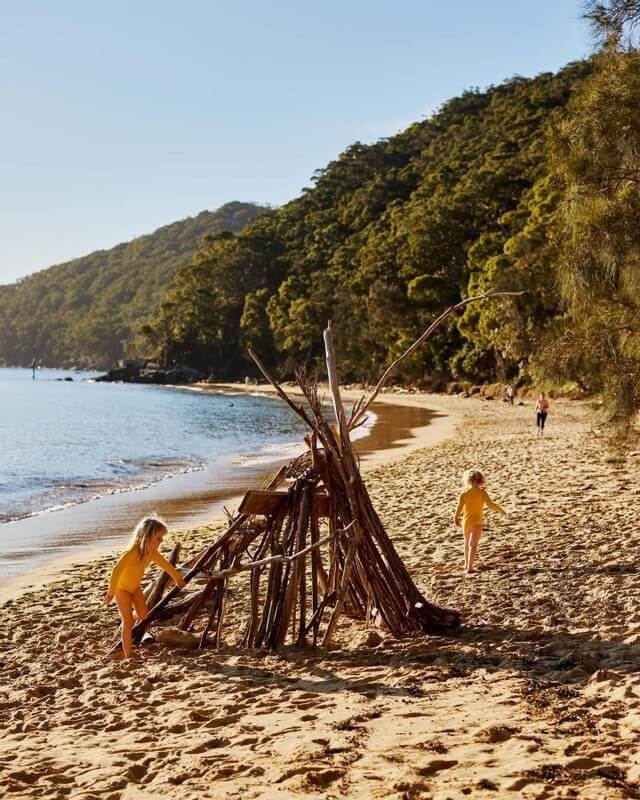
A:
[454, 469, 506, 574]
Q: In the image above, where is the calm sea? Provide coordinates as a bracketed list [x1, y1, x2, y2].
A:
[0, 367, 308, 525]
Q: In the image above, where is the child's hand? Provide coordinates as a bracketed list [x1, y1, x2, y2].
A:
[103, 593, 114, 605]
[175, 575, 186, 589]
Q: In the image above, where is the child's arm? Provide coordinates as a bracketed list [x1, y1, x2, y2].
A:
[454, 494, 464, 527]
[483, 490, 506, 515]
[150, 550, 186, 588]
[104, 549, 134, 603]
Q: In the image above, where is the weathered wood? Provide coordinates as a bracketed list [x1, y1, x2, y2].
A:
[178, 575, 219, 631]
[323, 320, 350, 448]
[145, 543, 181, 608]
[121, 296, 531, 655]
[238, 489, 330, 518]
[296, 490, 308, 647]
[310, 501, 321, 646]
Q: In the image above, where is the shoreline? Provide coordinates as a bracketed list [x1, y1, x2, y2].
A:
[0, 388, 459, 603]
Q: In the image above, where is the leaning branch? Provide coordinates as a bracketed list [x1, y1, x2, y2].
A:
[248, 347, 318, 432]
[200, 530, 340, 583]
[348, 289, 525, 430]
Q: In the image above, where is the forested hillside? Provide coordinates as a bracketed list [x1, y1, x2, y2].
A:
[0, 202, 264, 368]
[142, 61, 592, 384]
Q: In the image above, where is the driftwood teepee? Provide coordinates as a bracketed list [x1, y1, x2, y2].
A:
[128, 290, 520, 652]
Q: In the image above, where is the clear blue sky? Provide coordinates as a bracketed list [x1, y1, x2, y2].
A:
[1, 1, 591, 284]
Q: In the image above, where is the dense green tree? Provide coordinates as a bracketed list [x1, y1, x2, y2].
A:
[4, 62, 601, 388]
[549, 44, 640, 420]
[154, 63, 589, 386]
[0, 202, 265, 368]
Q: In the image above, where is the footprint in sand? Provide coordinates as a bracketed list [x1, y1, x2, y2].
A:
[416, 758, 459, 777]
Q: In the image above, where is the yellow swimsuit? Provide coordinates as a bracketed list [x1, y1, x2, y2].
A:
[454, 487, 505, 535]
[108, 547, 182, 595]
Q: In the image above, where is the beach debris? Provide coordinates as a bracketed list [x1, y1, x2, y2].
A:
[154, 627, 200, 649]
[121, 291, 521, 653]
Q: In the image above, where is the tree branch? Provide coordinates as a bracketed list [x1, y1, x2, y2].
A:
[348, 289, 525, 430]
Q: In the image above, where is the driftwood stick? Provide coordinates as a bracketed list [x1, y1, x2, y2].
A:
[145, 544, 181, 605]
[275, 486, 312, 647]
[323, 320, 349, 448]
[349, 289, 525, 430]
[248, 348, 317, 431]
[199, 531, 338, 581]
[310, 503, 321, 646]
[198, 581, 222, 649]
[322, 520, 363, 647]
[214, 580, 227, 649]
[178, 575, 219, 631]
[296, 495, 309, 647]
[304, 590, 337, 637]
[156, 588, 206, 620]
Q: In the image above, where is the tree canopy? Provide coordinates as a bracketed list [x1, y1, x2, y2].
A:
[143, 62, 591, 385]
[0, 202, 265, 368]
[546, 1, 640, 422]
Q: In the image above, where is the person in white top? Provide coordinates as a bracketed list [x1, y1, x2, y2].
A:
[505, 384, 514, 405]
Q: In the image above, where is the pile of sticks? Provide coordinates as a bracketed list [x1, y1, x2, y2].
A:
[127, 291, 521, 652]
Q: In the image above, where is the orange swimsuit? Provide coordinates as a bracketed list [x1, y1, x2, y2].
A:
[109, 547, 182, 594]
[454, 487, 505, 535]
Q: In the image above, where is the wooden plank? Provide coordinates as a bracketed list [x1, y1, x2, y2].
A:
[238, 490, 288, 516]
[238, 489, 330, 518]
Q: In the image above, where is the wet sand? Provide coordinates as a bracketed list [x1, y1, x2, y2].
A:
[4, 395, 640, 799]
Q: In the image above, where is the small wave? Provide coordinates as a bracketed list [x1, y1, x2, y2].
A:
[233, 440, 303, 467]
[0, 458, 207, 525]
[231, 411, 378, 468]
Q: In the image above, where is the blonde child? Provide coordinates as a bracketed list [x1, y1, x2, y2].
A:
[454, 469, 506, 574]
[103, 515, 185, 658]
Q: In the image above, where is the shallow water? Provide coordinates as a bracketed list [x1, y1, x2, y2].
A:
[0, 369, 436, 580]
[0, 368, 308, 524]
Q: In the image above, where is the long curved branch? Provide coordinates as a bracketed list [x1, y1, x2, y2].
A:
[348, 289, 525, 430]
[248, 347, 318, 432]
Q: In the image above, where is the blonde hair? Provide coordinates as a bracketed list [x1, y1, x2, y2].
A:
[130, 515, 167, 558]
[463, 469, 485, 488]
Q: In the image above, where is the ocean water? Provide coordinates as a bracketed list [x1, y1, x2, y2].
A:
[0, 368, 309, 524]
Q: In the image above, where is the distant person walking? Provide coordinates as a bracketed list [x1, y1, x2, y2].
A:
[31, 357, 36, 380]
[505, 384, 514, 405]
[535, 392, 550, 436]
[454, 469, 507, 574]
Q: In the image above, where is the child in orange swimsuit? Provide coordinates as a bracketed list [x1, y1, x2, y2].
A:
[454, 469, 506, 574]
[103, 515, 185, 658]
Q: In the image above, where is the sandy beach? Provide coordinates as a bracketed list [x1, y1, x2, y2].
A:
[3, 393, 640, 799]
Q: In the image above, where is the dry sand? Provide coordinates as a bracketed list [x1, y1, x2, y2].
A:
[2, 395, 640, 799]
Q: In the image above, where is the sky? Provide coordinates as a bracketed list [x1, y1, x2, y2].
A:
[0, 1, 592, 284]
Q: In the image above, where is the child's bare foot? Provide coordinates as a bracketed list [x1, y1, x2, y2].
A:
[110, 648, 126, 662]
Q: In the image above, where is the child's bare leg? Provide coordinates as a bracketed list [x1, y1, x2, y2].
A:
[467, 526, 483, 573]
[114, 590, 134, 658]
[132, 587, 149, 623]
[463, 531, 471, 570]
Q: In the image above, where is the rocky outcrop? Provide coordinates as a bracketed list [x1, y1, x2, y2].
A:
[94, 362, 205, 384]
